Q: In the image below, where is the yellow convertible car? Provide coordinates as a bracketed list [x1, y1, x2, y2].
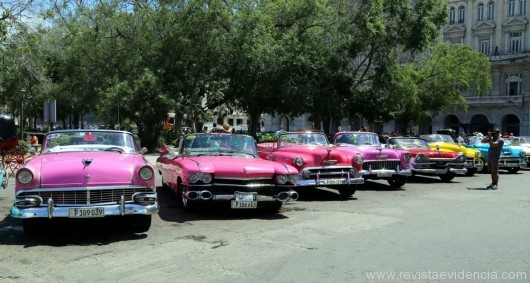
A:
[420, 134, 483, 176]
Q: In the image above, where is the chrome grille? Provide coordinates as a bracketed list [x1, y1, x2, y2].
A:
[362, 161, 400, 170]
[306, 167, 352, 178]
[18, 187, 154, 205]
[213, 178, 275, 187]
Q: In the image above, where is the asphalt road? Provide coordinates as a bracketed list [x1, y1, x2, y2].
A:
[1, 155, 529, 282]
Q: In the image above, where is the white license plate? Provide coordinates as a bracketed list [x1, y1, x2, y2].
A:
[231, 201, 258, 209]
[69, 207, 105, 218]
[376, 172, 393, 177]
[435, 169, 447, 174]
[321, 179, 345, 185]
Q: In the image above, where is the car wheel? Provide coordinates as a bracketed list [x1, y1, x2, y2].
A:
[22, 219, 42, 235]
[465, 168, 477, 176]
[387, 176, 407, 188]
[337, 186, 356, 198]
[131, 215, 152, 233]
[439, 173, 455, 182]
[262, 202, 283, 214]
[507, 168, 519, 174]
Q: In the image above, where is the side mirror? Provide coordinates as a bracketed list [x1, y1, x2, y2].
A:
[140, 147, 148, 155]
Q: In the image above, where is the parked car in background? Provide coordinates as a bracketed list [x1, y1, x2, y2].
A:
[11, 130, 158, 234]
[466, 135, 527, 173]
[257, 131, 363, 198]
[157, 133, 298, 212]
[333, 131, 412, 189]
[386, 137, 467, 182]
[420, 134, 483, 176]
[505, 136, 530, 167]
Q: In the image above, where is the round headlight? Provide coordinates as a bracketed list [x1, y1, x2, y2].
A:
[200, 173, 212, 183]
[456, 154, 466, 162]
[276, 174, 287, 185]
[520, 151, 526, 158]
[475, 151, 481, 157]
[288, 174, 298, 183]
[415, 154, 428, 162]
[404, 152, 411, 161]
[302, 170, 312, 179]
[354, 154, 363, 165]
[349, 168, 358, 177]
[188, 172, 199, 183]
[139, 166, 154, 181]
[294, 157, 304, 167]
[17, 169, 34, 184]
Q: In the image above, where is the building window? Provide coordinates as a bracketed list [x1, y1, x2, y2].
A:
[228, 118, 234, 126]
[488, 1, 495, 19]
[450, 7, 456, 24]
[458, 6, 465, 23]
[509, 32, 522, 53]
[505, 75, 522, 96]
[521, 0, 527, 15]
[509, 0, 515, 16]
[236, 119, 243, 125]
[479, 36, 491, 55]
[478, 3, 484, 21]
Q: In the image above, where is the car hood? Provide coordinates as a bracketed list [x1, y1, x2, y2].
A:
[428, 142, 478, 157]
[336, 145, 402, 160]
[408, 149, 459, 158]
[37, 152, 143, 187]
[181, 156, 296, 178]
[272, 145, 351, 166]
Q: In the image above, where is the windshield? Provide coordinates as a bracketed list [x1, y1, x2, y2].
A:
[181, 134, 257, 157]
[42, 130, 137, 153]
[278, 132, 329, 147]
[387, 138, 430, 150]
[420, 134, 454, 144]
[335, 132, 381, 146]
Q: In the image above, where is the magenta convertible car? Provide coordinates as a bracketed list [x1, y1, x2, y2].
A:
[157, 133, 298, 212]
[11, 130, 158, 234]
[333, 131, 412, 188]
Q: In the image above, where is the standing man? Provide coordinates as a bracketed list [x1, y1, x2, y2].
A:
[456, 131, 467, 146]
[481, 128, 504, 190]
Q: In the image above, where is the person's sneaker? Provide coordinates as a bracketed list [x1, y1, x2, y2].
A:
[486, 184, 494, 189]
[491, 184, 498, 190]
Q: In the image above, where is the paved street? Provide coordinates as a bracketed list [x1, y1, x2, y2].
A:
[1, 155, 529, 282]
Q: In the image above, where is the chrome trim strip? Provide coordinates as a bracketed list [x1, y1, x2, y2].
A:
[47, 198, 54, 219]
[120, 195, 125, 216]
[15, 185, 155, 195]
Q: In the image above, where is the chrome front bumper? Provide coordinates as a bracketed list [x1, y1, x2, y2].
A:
[11, 199, 159, 219]
[498, 159, 526, 169]
[361, 169, 412, 177]
[413, 167, 468, 174]
[182, 190, 298, 202]
[295, 176, 364, 187]
[465, 159, 484, 170]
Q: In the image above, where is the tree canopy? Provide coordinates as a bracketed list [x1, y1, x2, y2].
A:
[0, 0, 492, 149]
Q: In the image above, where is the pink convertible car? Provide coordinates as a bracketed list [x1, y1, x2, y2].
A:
[10, 130, 158, 234]
[333, 131, 412, 188]
[157, 133, 298, 212]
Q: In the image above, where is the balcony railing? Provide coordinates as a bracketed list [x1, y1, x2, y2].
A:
[465, 95, 523, 106]
[488, 51, 530, 62]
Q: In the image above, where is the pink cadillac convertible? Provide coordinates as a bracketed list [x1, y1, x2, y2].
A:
[10, 130, 158, 234]
[157, 133, 298, 212]
[257, 131, 364, 198]
[333, 131, 412, 188]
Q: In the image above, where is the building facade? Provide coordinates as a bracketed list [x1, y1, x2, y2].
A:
[264, 0, 530, 136]
[439, 0, 530, 136]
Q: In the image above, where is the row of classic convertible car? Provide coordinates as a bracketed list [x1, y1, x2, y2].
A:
[8, 129, 529, 234]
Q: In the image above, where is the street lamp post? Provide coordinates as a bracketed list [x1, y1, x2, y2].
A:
[19, 89, 25, 139]
[28, 95, 33, 130]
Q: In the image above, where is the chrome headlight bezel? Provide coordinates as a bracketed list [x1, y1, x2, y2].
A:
[403, 152, 411, 161]
[456, 154, 466, 163]
[188, 172, 199, 183]
[138, 166, 154, 181]
[276, 174, 288, 185]
[200, 173, 213, 183]
[415, 154, 429, 163]
[354, 154, 363, 165]
[287, 174, 298, 184]
[17, 169, 34, 185]
[188, 172, 212, 184]
[520, 151, 526, 158]
[294, 157, 304, 167]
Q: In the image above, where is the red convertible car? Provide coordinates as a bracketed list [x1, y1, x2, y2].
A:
[386, 137, 467, 182]
[257, 131, 364, 198]
[333, 131, 412, 188]
[157, 133, 298, 212]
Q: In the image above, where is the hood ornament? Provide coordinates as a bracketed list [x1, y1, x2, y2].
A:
[82, 159, 93, 166]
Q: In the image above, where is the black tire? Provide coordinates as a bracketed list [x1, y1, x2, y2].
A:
[439, 173, 455, 182]
[131, 215, 152, 233]
[262, 202, 283, 214]
[387, 176, 407, 188]
[22, 219, 42, 235]
[465, 168, 477, 176]
[337, 186, 356, 198]
[507, 168, 519, 174]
